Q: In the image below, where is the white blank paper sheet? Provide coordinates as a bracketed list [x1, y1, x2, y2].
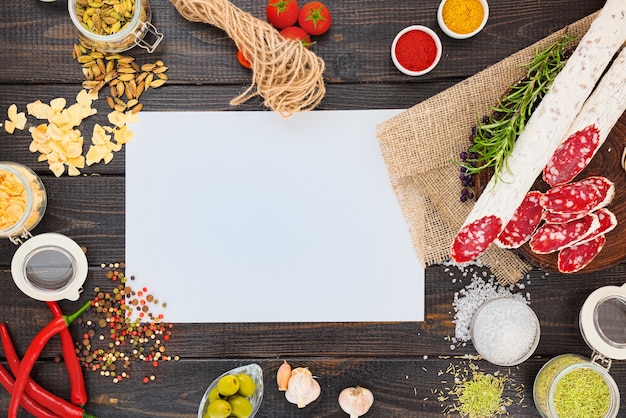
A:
[126, 109, 424, 322]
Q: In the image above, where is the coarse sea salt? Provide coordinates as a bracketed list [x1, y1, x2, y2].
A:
[471, 298, 540, 366]
[445, 262, 529, 345]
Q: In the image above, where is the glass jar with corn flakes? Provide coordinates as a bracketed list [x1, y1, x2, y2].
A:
[68, 0, 163, 53]
[0, 162, 47, 241]
[1, 162, 88, 302]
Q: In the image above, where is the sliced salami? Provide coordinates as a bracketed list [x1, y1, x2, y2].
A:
[543, 125, 601, 187]
[578, 176, 615, 209]
[496, 191, 543, 249]
[557, 234, 606, 273]
[539, 180, 602, 215]
[451, 215, 502, 263]
[543, 210, 587, 224]
[529, 213, 600, 254]
[571, 208, 617, 246]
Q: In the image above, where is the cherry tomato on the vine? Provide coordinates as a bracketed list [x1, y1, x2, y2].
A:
[298, 1, 331, 35]
[266, 0, 299, 29]
[237, 50, 252, 69]
[280, 26, 313, 49]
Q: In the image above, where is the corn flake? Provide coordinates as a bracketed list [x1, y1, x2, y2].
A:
[0, 170, 27, 230]
[22, 87, 138, 175]
[4, 104, 27, 133]
[27, 101, 52, 120]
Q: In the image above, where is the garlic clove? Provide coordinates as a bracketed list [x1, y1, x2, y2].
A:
[338, 386, 374, 418]
[284, 367, 321, 408]
[277, 360, 292, 391]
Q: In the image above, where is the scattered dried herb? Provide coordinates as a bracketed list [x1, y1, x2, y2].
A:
[438, 359, 526, 417]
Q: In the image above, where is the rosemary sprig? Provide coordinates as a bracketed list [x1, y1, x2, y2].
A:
[462, 35, 575, 182]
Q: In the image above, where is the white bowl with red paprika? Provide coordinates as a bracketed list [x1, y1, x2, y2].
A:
[391, 25, 442, 76]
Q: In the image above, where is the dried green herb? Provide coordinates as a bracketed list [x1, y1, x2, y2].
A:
[439, 360, 521, 417]
[553, 367, 611, 418]
[462, 35, 576, 182]
[534, 354, 582, 414]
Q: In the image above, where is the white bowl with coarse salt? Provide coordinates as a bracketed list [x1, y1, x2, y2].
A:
[470, 297, 540, 366]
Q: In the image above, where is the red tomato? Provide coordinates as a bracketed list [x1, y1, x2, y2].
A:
[298, 1, 331, 35]
[266, 0, 299, 29]
[280, 26, 313, 49]
[237, 49, 252, 69]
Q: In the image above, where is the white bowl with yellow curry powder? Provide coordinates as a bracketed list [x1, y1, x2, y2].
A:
[437, 0, 489, 39]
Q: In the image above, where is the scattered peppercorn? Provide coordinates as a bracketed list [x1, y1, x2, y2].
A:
[75, 266, 177, 384]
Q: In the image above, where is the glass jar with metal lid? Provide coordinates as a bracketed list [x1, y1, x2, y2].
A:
[68, 0, 163, 53]
[1, 162, 88, 302]
[533, 283, 626, 417]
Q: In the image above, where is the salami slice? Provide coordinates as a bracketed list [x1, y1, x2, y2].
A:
[543, 210, 587, 224]
[529, 213, 600, 254]
[543, 125, 601, 187]
[450, 215, 502, 263]
[557, 234, 606, 273]
[539, 180, 602, 214]
[578, 176, 615, 209]
[571, 208, 617, 246]
[496, 191, 543, 249]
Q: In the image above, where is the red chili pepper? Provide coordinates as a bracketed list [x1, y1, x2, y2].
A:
[0, 363, 59, 418]
[8, 300, 92, 418]
[46, 301, 88, 407]
[0, 323, 92, 417]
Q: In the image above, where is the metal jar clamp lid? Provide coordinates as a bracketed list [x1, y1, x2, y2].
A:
[10, 232, 88, 302]
[579, 283, 626, 369]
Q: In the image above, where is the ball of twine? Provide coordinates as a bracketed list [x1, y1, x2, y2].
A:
[170, 0, 326, 117]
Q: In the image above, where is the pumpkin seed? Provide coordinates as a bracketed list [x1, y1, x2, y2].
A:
[118, 73, 135, 82]
[150, 79, 166, 88]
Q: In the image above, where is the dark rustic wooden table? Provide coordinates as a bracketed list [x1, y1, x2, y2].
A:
[1, 0, 624, 416]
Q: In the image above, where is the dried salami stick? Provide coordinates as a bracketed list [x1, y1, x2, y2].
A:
[451, 0, 626, 263]
[544, 48, 626, 186]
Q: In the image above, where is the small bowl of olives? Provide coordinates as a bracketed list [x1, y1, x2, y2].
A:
[198, 363, 264, 418]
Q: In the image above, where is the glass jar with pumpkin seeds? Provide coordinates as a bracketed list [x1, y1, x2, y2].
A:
[0, 162, 47, 241]
[68, 0, 163, 53]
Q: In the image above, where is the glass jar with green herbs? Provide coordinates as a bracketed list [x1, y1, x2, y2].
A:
[533, 354, 620, 418]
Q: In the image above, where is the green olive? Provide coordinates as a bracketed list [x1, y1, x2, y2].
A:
[217, 375, 240, 397]
[228, 395, 254, 418]
[208, 386, 222, 402]
[236, 373, 256, 397]
[205, 398, 232, 418]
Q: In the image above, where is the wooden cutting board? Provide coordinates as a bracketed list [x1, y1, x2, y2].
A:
[517, 111, 626, 273]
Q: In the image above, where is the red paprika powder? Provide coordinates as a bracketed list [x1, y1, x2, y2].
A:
[394, 29, 438, 72]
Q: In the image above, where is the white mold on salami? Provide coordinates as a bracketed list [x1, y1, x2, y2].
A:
[557, 234, 606, 273]
[529, 212, 600, 254]
[496, 191, 543, 249]
[451, 0, 626, 264]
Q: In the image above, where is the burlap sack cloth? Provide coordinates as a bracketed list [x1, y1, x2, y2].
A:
[376, 12, 598, 285]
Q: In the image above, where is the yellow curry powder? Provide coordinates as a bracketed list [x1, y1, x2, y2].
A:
[442, 0, 484, 35]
